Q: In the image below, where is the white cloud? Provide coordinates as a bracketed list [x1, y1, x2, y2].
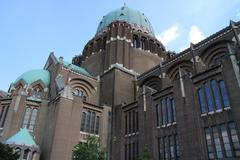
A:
[189, 26, 205, 44]
[156, 24, 180, 45]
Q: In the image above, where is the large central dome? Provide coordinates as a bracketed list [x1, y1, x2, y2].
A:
[96, 4, 155, 36]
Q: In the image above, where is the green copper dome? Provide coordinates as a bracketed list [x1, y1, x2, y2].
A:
[58, 57, 92, 77]
[96, 4, 154, 36]
[5, 128, 38, 148]
[15, 69, 50, 86]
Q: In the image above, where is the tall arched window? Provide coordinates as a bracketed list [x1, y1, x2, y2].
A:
[22, 107, 38, 131]
[22, 108, 31, 128]
[28, 109, 38, 131]
[211, 80, 222, 110]
[80, 112, 86, 132]
[219, 80, 230, 108]
[198, 87, 207, 113]
[91, 112, 96, 133]
[85, 111, 91, 133]
[133, 35, 139, 48]
[161, 99, 166, 125]
[204, 82, 214, 112]
[140, 37, 146, 50]
[171, 99, 176, 122]
[166, 98, 172, 124]
[198, 79, 232, 114]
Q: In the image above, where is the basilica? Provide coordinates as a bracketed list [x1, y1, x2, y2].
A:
[1, 4, 240, 160]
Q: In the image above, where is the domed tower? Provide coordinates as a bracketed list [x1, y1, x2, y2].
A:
[73, 4, 166, 76]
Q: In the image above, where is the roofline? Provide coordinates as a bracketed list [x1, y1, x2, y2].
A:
[138, 20, 240, 80]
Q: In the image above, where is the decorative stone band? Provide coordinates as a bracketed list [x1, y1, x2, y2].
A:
[106, 36, 131, 44]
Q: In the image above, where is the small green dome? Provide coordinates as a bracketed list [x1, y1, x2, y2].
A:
[97, 4, 154, 36]
[15, 69, 50, 86]
[5, 128, 38, 148]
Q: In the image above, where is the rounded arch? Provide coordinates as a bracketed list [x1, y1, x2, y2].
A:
[15, 82, 24, 91]
[166, 60, 194, 81]
[31, 80, 46, 89]
[69, 78, 95, 101]
[199, 40, 232, 67]
[30, 83, 45, 98]
[23, 148, 31, 160]
[70, 78, 94, 89]
[140, 76, 161, 91]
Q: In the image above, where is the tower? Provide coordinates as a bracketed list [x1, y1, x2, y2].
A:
[73, 4, 167, 77]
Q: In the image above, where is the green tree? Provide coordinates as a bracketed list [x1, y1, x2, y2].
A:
[72, 135, 107, 160]
[0, 142, 20, 160]
[137, 146, 152, 160]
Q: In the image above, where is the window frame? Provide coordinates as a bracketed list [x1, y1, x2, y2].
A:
[22, 106, 39, 132]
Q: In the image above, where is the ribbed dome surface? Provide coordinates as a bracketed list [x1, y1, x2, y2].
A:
[96, 4, 154, 36]
[15, 69, 50, 86]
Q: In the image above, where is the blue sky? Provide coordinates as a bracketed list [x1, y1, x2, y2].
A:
[0, 0, 239, 91]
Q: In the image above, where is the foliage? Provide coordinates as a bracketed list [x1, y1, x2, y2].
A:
[72, 135, 107, 160]
[137, 146, 152, 160]
[0, 142, 20, 160]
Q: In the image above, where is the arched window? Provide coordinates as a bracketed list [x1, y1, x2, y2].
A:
[29, 109, 38, 131]
[23, 149, 30, 160]
[32, 86, 43, 99]
[72, 88, 88, 101]
[22, 108, 31, 128]
[95, 116, 100, 135]
[166, 98, 172, 124]
[16, 84, 24, 91]
[209, 53, 228, 67]
[161, 99, 166, 125]
[204, 82, 214, 112]
[211, 80, 222, 110]
[219, 80, 230, 108]
[80, 112, 86, 132]
[171, 99, 176, 123]
[198, 87, 207, 113]
[140, 37, 146, 50]
[85, 111, 91, 133]
[22, 107, 38, 131]
[91, 112, 96, 133]
[198, 79, 232, 114]
[133, 35, 139, 48]
[149, 40, 154, 53]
